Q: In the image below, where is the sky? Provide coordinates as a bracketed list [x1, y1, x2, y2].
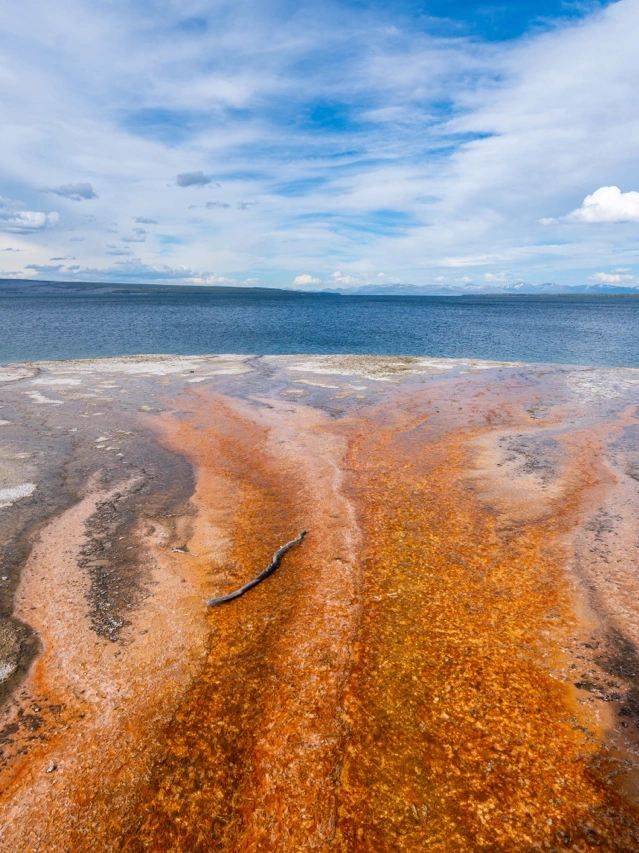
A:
[0, 0, 638, 291]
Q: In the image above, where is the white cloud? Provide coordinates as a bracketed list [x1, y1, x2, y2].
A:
[0, 206, 59, 233]
[293, 273, 320, 286]
[567, 186, 639, 223]
[329, 269, 393, 286]
[591, 271, 637, 284]
[1, 1, 639, 287]
[330, 271, 359, 285]
[188, 274, 236, 285]
[442, 253, 509, 268]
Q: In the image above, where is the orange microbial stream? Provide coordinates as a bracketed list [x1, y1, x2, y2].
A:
[335, 413, 639, 850]
[125, 392, 360, 850]
[123, 386, 638, 849]
[2, 380, 638, 850]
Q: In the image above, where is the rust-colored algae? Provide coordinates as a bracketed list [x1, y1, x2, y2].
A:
[125, 392, 361, 850]
[1, 368, 639, 851]
[124, 386, 639, 850]
[335, 419, 639, 850]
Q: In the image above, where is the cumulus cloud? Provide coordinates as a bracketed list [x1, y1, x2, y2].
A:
[329, 270, 391, 286]
[45, 182, 98, 201]
[134, 216, 158, 224]
[567, 186, 639, 223]
[330, 271, 358, 285]
[293, 273, 320, 286]
[0, 200, 59, 232]
[591, 271, 636, 284]
[176, 171, 217, 188]
[188, 274, 236, 285]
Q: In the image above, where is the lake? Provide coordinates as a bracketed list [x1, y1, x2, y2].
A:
[1, 282, 638, 367]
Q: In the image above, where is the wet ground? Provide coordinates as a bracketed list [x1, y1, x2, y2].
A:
[0, 354, 638, 850]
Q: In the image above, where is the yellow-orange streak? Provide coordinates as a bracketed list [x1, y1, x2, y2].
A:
[334, 411, 639, 850]
[125, 387, 639, 850]
[2, 381, 638, 850]
[126, 392, 360, 850]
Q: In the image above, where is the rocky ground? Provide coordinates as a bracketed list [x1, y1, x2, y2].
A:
[0, 354, 638, 850]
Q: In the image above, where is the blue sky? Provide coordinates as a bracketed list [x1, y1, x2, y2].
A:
[1, 0, 638, 290]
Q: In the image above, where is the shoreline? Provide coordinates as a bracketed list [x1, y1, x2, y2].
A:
[4, 351, 639, 372]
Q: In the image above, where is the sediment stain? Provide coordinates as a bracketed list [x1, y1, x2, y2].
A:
[0, 479, 211, 851]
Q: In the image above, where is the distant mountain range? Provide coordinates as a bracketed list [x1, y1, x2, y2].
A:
[0, 278, 637, 297]
[326, 281, 639, 296]
[0, 279, 309, 298]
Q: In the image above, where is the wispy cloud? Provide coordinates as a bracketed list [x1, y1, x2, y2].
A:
[106, 247, 133, 256]
[44, 182, 98, 201]
[24, 259, 217, 284]
[0, 0, 635, 288]
[121, 227, 147, 243]
[176, 171, 217, 188]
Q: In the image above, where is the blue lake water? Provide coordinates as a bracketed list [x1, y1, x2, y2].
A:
[0, 283, 638, 367]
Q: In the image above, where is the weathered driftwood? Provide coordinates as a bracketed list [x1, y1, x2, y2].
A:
[207, 530, 308, 606]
